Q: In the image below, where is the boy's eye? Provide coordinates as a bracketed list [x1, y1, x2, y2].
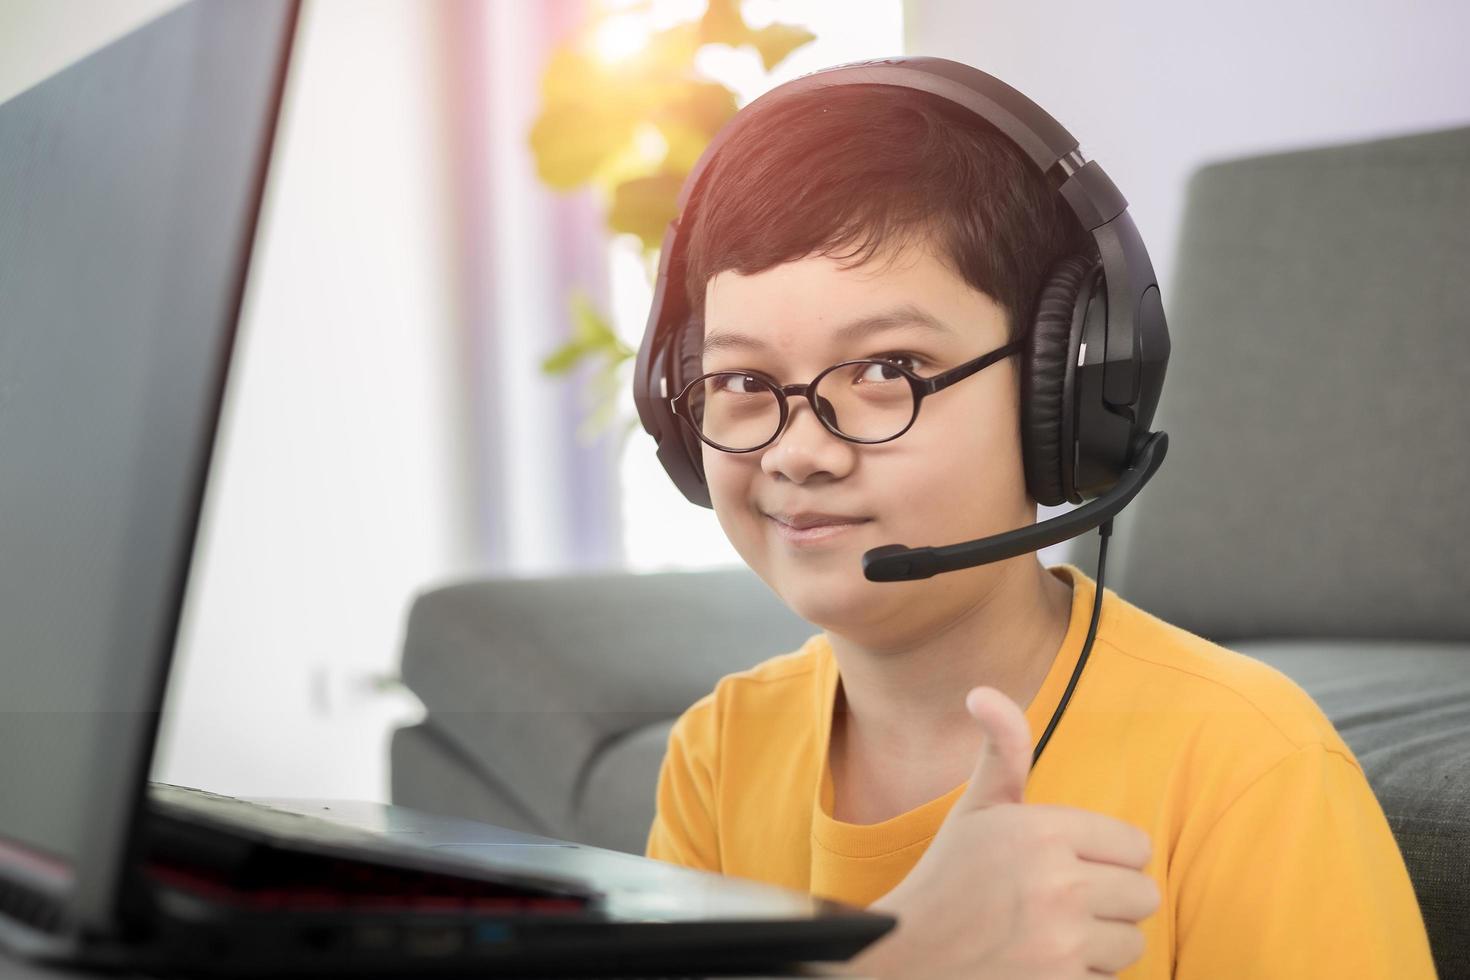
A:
[710, 373, 767, 394]
[856, 353, 922, 381]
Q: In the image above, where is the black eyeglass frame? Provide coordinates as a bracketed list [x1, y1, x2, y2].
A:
[671, 337, 1027, 453]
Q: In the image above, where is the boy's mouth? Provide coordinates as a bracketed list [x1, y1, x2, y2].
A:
[764, 511, 872, 546]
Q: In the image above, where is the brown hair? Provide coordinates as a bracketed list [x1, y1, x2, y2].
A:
[681, 84, 1094, 341]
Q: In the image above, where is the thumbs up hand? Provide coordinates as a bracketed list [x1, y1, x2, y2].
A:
[847, 687, 1161, 980]
[951, 685, 1032, 810]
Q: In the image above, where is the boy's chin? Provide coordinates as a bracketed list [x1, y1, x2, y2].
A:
[769, 563, 914, 635]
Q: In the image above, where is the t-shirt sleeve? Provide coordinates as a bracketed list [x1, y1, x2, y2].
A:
[644, 695, 721, 872]
[1172, 743, 1436, 978]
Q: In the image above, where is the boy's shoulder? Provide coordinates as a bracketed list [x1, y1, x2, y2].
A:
[668, 633, 830, 737]
[1089, 572, 1354, 762]
[718, 633, 830, 689]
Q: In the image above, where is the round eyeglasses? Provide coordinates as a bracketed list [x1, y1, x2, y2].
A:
[671, 338, 1025, 453]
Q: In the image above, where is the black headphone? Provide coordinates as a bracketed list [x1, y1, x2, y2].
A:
[632, 57, 1172, 764]
[634, 57, 1169, 566]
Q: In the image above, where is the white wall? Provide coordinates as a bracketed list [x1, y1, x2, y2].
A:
[151, 0, 475, 803]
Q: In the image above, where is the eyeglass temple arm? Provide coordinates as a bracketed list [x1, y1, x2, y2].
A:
[918, 338, 1027, 396]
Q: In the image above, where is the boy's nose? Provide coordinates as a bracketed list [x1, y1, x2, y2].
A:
[760, 396, 856, 485]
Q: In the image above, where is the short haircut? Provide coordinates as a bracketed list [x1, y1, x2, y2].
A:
[682, 84, 1095, 343]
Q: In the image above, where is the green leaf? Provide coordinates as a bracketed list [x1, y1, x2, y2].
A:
[539, 47, 605, 104]
[653, 119, 711, 176]
[656, 80, 739, 138]
[698, 0, 748, 47]
[608, 173, 683, 252]
[529, 103, 639, 190]
[576, 349, 637, 442]
[748, 22, 816, 71]
[649, 81, 736, 176]
[541, 338, 592, 376]
[695, 3, 813, 72]
[569, 291, 632, 356]
[543, 293, 633, 377]
[638, 21, 703, 78]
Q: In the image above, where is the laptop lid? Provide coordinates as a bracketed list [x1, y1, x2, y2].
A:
[0, 0, 297, 942]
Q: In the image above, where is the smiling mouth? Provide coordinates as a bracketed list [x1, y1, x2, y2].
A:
[765, 514, 872, 546]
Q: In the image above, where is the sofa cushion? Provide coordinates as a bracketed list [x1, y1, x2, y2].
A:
[390, 722, 547, 836]
[572, 720, 674, 855]
[1237, 639, 1470, 978]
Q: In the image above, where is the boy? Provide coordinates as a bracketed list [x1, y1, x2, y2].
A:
[639, 66, 1434, 978]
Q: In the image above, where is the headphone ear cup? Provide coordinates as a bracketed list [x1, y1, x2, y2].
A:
[667, 317, 713, 507]
[1022, 255, 1099, 507]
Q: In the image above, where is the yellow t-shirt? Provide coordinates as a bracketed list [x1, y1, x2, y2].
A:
[645, 564, 1435, 978]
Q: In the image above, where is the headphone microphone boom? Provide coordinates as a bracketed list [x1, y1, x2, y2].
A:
[863, 432, 1168, 582]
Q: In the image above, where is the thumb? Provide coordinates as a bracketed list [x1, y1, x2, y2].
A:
[952, 686, 1032, 812]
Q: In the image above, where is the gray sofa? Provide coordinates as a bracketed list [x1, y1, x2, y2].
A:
[392, 125, 1470, 978]
[391, 567, 813, 855]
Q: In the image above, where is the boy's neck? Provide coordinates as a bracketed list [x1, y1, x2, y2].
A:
[825, 559, 1073, 819]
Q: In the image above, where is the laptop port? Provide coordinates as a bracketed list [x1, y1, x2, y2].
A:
[473, 921, 512, 946]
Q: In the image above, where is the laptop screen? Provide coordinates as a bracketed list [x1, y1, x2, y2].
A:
[0, 0, 296, 936]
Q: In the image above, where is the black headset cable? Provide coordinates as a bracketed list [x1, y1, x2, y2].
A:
[1030, 518, 1112, 769]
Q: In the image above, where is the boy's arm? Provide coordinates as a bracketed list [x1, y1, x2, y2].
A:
[1173, 743, 1435, 978]
[644, 696, 721, 872]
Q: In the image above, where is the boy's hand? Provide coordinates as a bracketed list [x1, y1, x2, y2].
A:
[848, 687, 1160, 979]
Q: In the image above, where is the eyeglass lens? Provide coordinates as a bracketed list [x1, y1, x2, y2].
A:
[689, 361, 916, 450]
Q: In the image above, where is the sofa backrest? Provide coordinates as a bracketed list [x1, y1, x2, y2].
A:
[1108, 125, 1470, 643]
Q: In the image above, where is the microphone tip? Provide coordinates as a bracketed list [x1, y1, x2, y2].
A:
[862, 544, 924, 582]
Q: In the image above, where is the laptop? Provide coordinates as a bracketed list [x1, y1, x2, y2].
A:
[0, 1, 892, 975]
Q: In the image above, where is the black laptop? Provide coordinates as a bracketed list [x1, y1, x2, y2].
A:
[0, 2, 891, 975]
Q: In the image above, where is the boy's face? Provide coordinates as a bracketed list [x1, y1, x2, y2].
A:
[700, 242, 1038, 646]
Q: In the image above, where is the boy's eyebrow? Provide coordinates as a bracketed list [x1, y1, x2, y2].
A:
[700, 303, 954, 359]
